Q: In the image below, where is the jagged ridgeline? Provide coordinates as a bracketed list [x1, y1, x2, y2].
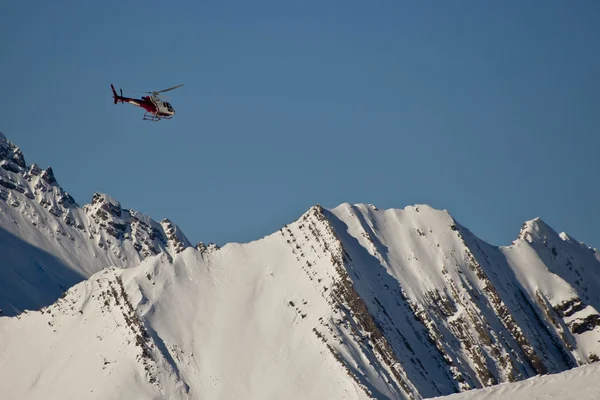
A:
[0, 132, 600, 400]
[0, 132, 192, 316]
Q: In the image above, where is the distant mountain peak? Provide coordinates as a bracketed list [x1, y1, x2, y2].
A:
[90, 192, 123, 217]
[0, 133, 193, 315]
[518, 217, 558, 243]
[0, 133, 191, 257]
[0, 132, 26, 169]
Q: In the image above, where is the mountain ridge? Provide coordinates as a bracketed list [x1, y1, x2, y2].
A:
[1, 132, 600, 399]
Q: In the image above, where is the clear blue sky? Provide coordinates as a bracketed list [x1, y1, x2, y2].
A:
[1, 1, 599, 248]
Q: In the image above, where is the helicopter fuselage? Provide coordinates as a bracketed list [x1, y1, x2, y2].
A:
[117, 96, 174, 116]
[111, 84, 177, 121]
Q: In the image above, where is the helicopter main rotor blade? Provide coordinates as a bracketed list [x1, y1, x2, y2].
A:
[155, 84, 184, 94]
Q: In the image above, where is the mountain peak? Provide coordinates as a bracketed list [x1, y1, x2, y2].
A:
[160, 218, 192, 253]
[40, 166, 57, 185]
[1, 134, 193, 267]
[0, 132, 26, 169]
[91, 192, 122, 214]
[518, 217, 558, 243]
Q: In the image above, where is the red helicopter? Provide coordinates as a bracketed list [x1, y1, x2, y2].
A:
[110, 84, 183, 121]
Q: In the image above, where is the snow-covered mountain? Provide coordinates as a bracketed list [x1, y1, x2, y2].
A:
[0, 132, 191, 316]
[1, 132, 599, 399]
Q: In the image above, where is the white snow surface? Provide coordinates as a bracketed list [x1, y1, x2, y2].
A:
[0, 238, 373, 399]
[1, 133, 600, 399]
[429, 362, 600, 400]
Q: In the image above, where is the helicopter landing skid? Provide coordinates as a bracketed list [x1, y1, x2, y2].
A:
[143, 112, 172, 122]
[143, 112, 161, 121]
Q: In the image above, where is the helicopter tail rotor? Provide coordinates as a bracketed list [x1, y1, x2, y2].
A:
[110, 84, 127, 105]
[111, 84, 119, 104]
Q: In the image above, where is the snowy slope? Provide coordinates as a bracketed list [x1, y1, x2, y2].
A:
[0, 267, 187, 400]
[1, 132, 600, 399]
[0, 239, 378, 399]
[0, 133, 191, 315]
[429, 362, 600, 400]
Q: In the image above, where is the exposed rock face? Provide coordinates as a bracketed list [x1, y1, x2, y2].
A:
[82, 192, 191, 259]
[161, 218, 190, 254]
[0, 133, 26, 168]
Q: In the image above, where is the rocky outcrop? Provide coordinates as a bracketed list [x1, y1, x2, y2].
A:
[0, 132, 26, 168]
[161, 218, 191, 254]
[82, 193, 191, 260]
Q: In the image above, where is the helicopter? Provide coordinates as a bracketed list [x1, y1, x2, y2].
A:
[110, 84, 183, 121]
